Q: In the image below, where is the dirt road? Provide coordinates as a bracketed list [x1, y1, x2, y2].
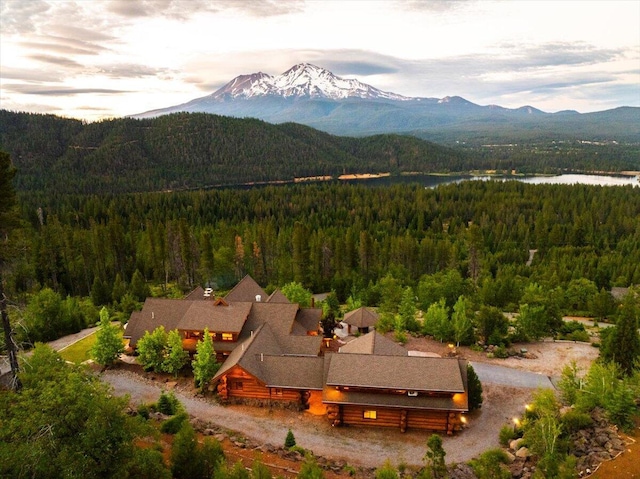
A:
[102, 369, 535, 467]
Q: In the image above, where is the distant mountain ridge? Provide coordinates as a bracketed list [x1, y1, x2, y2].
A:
[133, 63, 640, 141]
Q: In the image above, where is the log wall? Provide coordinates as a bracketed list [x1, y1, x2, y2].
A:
[218, 366, 302, 403]
[337, 405, 457, 433]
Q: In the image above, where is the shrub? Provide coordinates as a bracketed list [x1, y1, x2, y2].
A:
[375, 460, 399, 479]
[469, 448, 511, 479]
[560, 410, 593, 433]
[160, 412, 188, 434]
[499, 424, 516, 446]
[492, 346, 509, 358]
[394, 329, 408, 344]
[157, 391, 180, 415]
[284, 429, 296, 448]
[137, 403, 151, 420]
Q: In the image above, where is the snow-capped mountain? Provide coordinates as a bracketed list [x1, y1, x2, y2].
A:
[210, 63, 412, 101]
[132, 63, 638, 140]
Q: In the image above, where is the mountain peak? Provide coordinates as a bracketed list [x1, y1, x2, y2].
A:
[208, 63, 411, 101]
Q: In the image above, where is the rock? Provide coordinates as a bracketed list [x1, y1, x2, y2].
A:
[510, 438, 525, 451]
[165, 381, 177, 389]
[214, 433, 226, 442]
[515, 447, 530, 458]
[447, 463, 476, 479]
[595, 433, 609, 447]
[508, 458, 524, 478]
[233, 441, 246, 448]
[203, 428, 216, 436]
[504, 450, 516, 463]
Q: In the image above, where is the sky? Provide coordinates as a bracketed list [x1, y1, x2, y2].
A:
[1, 0, 639, 121]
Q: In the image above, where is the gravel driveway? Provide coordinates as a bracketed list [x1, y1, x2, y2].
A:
[102, 370, 536, 467]
[471, 361, 554, 389]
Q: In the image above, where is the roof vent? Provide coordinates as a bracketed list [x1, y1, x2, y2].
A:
[255, 294, 262, 302]
[260, 353, 264, 362]
[152, 312, 154, 319]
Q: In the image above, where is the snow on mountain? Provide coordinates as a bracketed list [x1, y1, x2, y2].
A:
[210, 63, 412, 101]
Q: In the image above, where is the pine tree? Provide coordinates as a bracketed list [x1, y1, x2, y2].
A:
[284, 429, 296, 448]
[91, 307, 124, 367]
[424, 434, 447, 479]
[603, 292, 640, 376]
[467, 363, 483, 411]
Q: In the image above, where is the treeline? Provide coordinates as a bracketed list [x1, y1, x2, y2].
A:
[0, 110, 467, 194]
[7, 180, 640, 303]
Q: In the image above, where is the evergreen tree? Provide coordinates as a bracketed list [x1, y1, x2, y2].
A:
[467, 363, 483, 411]
[602, 292, 640, 376]
[163, 329, 188, 377]
[284, 429, 296, 448]
[192, 328, 220, 391]
[423, 434, 447, 479]
[171, 423, 205, 479]
[91, 307, 123, 367]
[131, 269, 150, 302]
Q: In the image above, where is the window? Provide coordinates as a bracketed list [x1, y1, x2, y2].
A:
[363, 410, 377, 419]
[273, 388, 283, 397]
[231, 381, 243, 391]
[221, 333, 233, 341]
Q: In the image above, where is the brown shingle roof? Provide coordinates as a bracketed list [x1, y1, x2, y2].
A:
[177, 301, 252, 333]
[325, 353, 465, 393]
[184, 286, 206, 300]
[338, 331, 407, 356]
[266, 289, 290, 303]
[225, 275, 267, 302]
[291, 308, 321, 335]
[343, 307, 379, 328]
[260, 356, 324, 389]
[125, 299, 191, 346]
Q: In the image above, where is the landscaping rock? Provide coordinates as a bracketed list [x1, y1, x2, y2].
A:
[510, 438, 525, 451]
[515, 446, 530, 458]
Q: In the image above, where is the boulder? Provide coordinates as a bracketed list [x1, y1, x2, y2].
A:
[510, 438, 525, 451]
[515, 447, 530, 458]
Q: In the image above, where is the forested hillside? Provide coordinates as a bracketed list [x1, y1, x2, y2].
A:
[9, 180, 640, 302]
[2, 110, 638, 196]
[0, 110, 466, 194]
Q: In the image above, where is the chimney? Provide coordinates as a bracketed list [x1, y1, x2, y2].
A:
[255, 294, 261, 302]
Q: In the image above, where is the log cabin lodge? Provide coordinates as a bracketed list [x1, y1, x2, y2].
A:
[125, 275, 469, 434]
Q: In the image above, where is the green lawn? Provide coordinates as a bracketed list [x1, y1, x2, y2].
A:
[58, 333, 98, 364]
[59, 328, 125, 364]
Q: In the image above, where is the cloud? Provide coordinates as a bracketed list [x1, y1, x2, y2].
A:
[2, 84, 131, 96]
[105, 0, 303, 19]
[27, 54, 84, 68]
[0, 0, 51, 34]
[97, 64, 172, 79]
[20, 41, 103, 56]
[0, 67, 65, 83]
[396, 0, 473, 13]
[48, 25, 116, 43]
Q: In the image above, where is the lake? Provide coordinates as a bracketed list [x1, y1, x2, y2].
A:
[340, 173, 639, 188]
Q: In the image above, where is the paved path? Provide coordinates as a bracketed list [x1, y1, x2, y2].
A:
[470, 361, 554, 389]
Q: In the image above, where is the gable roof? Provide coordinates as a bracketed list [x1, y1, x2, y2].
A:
[342, 307, 379, 328]
[338, 331, 407, 356]
[184, 286, 206, 300]
[224, 275, 267, 302]
[291, 308, 321, 335]
[125, 298, 192, 346]
[177, 301, 252, 333]
[266, 289, 290, 303]
[325, 354, 465, 393]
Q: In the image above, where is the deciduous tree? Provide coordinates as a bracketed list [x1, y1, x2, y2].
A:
[91, 307, 124, 367]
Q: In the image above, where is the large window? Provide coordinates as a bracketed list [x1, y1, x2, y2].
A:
[363, 410, 377, 419]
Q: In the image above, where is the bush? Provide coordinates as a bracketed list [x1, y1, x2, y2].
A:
[492, 346, 509, 358]
[157, 391, 180, 415]
[375, 460, 399, 479]
[160, 412, 189, 434]
[284, 429, 296, 448]
[137, 404, 151, 420]
[469, 448, 511, 479]
[499, 425, 516, 446]
[561, 410, 593, 433]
